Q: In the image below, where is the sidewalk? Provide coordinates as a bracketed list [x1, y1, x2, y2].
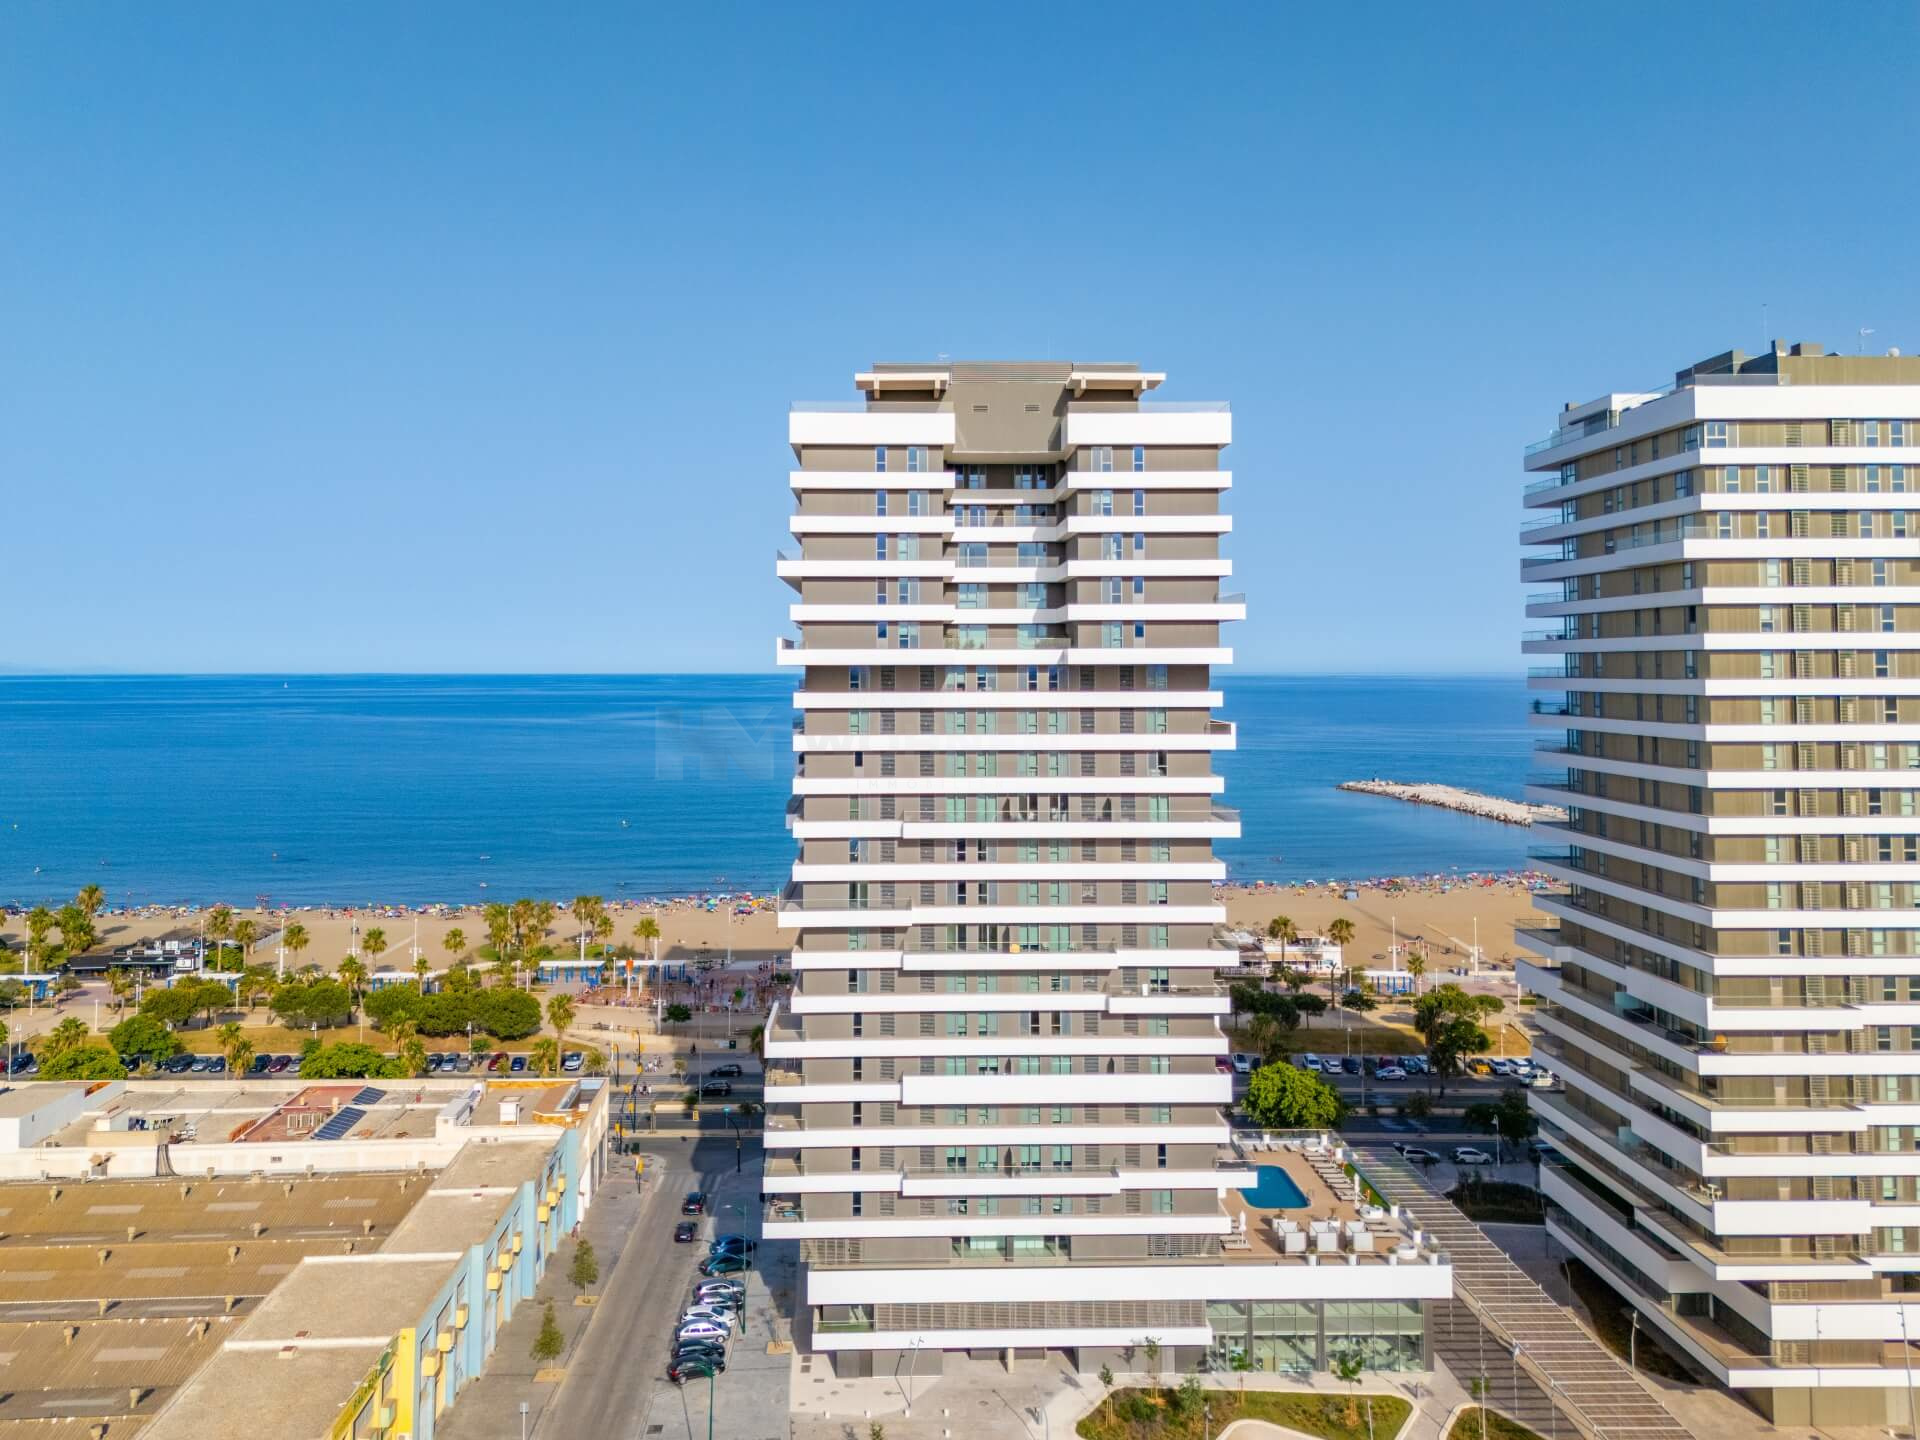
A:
[433, 1160, 645, 1440]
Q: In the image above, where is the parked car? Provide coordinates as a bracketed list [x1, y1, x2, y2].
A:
[248, 1053, 272, 1075]
[1453, 1147, 1494, 1165]
[672, 1344, 728, 1373]
[189, 1055, 214, 1073]
[710, 1062, 743, 1078]
[163, 1053, 195, 1073]
[561, 1051, 583, 1072]
[709, 1234, 756, 1255]
[1395, 1144, 1441, 1165]
[674, 1320, 730, 1345]
[1527, 1069, 1556, 1089]
[487, 1052, 506, 1072]
[680, 1306, 737, 1332]
[1466, 1059, 1494, 1077]
[454, 1053, 473, 1072]
[668, 1355, 721, 1385]
[699, 1080, 733, 1097]
[693, 1280, 745, 1304]
[1375, 1065, 1409, 1082]
[509, 1055, 527, 1073]
[1401, 1055, 1429, 1075]
[1296, 1053, 1321, 1072]
[682, 1191, 708, 1216]
[1340, 1056, 1362, 1075]
[1229, 1053, 1254, 1075]
[699, 1253, 748, 1276]
[267, 1054, 292, 1074]
[206, 1056, 226, 1074]
[674, 1221, 699, 1243]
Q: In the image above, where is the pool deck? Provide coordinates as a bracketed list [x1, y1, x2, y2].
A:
[1219, 1143, 1415, 1265]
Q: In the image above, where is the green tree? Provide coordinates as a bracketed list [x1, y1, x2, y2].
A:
[42, 1016, 89, 1059]
[269, 977, 353, 1031]
[108, 1014, 182, 1063]
[106, 967, 136, 1015]
[531, 1037, 560, 1076]
[1342, 985, 1379, 1014]
[1243, 1059, 1346, 1129]
[1331, 1346, 1366, 1429]
[664, 1003, 691, 1025]
[24, 907, 55, 972]
[546, 993, 575, 1038]
[205, 906, 234, 966]
[568, 1238, 599, 1293]
[281, 921, 310, 975]
[1415, 983, 1503, 1097]
[531, 1301, 563, 1365]
[1097, 1364, 1115, 1419]
[231, 917, 259, 964]
[185, 977, 235, 1027]
[299, 1042, 398, 1078]
[40, 1043, 126, 1080]
[1326, 916, 1355, 950]
[139, 986, 197, 1028]
[1140, 1335, 1161, 1377]
[1494, 1084, 1537, 1161]
[54, 905, 97, 962]
[443, 927, 467, 964]
[217, 1021, 252, 1074]
[1405, 948, 1427, 996]
[360, 928, 388, 971]
[75, 884, 106, 920]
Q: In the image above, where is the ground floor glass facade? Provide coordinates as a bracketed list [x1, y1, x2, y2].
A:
[1205, 1299, 1425, 1375]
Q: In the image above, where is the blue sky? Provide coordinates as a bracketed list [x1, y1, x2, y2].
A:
[4, 3, 1918, 675]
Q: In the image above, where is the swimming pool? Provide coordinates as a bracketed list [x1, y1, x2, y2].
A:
[1239, 1165, 1310, 1209]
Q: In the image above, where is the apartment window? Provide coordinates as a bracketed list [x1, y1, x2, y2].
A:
[1131, 445, 1145, 472]
[898, 622, 920, 649]
[908, 490, 929, 516]
[875, 533, 888, 561]
[1705, 421, 1730, 448]
[875, 446, 888, 472]
[1132, 490, 1146, 517]
[875, 489, 888, 516]
[1095, 446, 1113, 473]
[1097, 489, 1114, 517]
[1885, 605, 1898, 634]
[907, 446, 926, 473]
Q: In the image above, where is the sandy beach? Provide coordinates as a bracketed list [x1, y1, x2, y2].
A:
[1, 876, 1548, 980]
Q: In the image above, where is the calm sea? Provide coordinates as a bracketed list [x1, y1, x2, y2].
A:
[0, 674, 1536, 908]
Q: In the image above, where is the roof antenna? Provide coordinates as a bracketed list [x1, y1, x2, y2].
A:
[1860, 327, 1876, 355]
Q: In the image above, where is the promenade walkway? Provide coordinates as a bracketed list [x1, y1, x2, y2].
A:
[1347, 1144, 1691, 1440]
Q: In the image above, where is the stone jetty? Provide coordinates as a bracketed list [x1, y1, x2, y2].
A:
[1337, 779, 1566, 827]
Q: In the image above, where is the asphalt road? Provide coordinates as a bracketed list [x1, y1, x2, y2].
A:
[540, 1136, 786, 1440]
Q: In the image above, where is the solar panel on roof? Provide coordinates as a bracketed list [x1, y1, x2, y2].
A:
[313, 1105, 367, 1141]
[351, 1086, 387, 1106]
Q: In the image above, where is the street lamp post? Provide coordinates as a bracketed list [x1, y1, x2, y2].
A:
[905, 1336, 924, 1415]
[518, 1399, 529, 1440]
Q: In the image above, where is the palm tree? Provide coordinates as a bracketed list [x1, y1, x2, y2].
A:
[484, 903, 514, 975]
[443, 927, 467, 964]
[1406, 948, 1428, 996]
[1326, 917, 1356, 950]
[337, 956, 368, 1008]
[361, 927, 388, 972]
[75, 884, 106, 920]
[207, 906, 234, 965]
[570, 895, 602, 949]
[55, 905, 96, 964]
[632, 914, 660, 993]
[106, 967, 135, 1014]
[24, 907, 55, 973]
[414, 955, 431, 988]
[216, 1021, 250, 1073]
[281, 921, 309, 978]
[530, 1037, 560, 1077]
[391, 1020, 427, 1077]
[546, 993, 575, 1039]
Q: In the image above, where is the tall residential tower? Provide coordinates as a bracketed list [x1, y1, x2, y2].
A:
[1520, 343, 1920, 1429]
[769, 361, 1447, 1380]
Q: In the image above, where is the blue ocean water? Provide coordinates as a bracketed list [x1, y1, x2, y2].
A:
[0, 674, 1536, 908]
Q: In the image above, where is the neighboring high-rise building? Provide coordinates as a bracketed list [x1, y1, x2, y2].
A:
[1520, 342, 1920, 1430]
[768, 360, 1449, 1382]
